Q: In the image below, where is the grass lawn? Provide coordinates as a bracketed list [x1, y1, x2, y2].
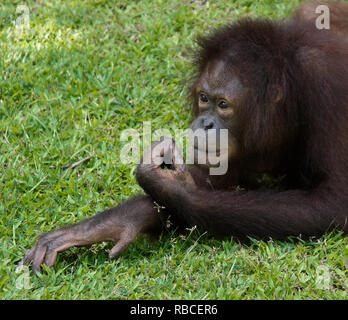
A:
[0, 0, 347, 299]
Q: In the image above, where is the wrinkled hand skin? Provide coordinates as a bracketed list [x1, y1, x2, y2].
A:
[23, 195, 163, 274]
[136, 138, 197, 195]
[23, 138, 194, 274]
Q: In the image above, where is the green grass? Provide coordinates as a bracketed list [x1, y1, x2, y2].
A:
[0, 0, 347, 300]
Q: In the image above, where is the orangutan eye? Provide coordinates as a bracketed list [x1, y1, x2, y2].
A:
[199, 93, 209, 103]
[218, 100, 229, 109]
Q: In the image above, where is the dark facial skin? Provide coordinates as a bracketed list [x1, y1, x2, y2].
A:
[190, 59, 248, 165]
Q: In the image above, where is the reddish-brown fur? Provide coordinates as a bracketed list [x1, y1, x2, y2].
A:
[24, 2, 348, 273]
[293, 1, 348, 41]
[136, 7, 348, 239]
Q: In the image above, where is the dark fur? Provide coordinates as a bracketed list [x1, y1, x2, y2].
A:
[196, 17, 348, 187]
[24, 2, 348, 272]
[137, 12, 348, 239]
[293, 1, 348, 42]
